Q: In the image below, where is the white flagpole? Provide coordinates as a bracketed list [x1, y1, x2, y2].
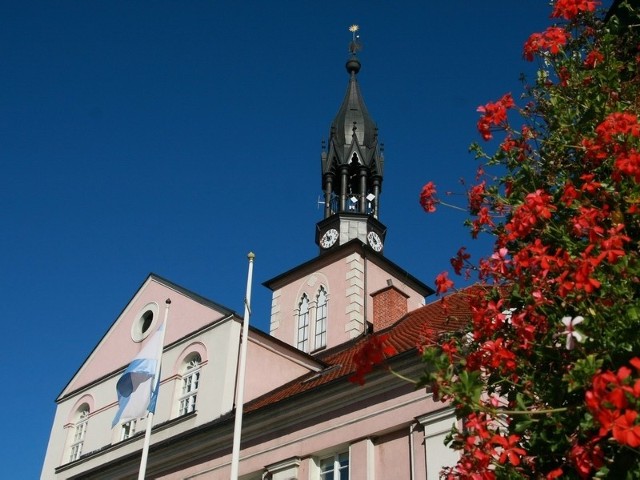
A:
[230, 252, 255, 480]
[138, 298, 171, 480]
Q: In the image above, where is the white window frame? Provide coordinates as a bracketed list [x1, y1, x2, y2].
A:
[178, 356, 201, 416]
[297, 295, 310, 352]
[314, 287, 328, 350]
[120, 419, 137, 441]
[418, 408, 459, 480]
[69, 409, 89, 462]
[319, 451, 349, 480]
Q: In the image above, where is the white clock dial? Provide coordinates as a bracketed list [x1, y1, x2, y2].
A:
[367, 231, 383, 252]
[320, 228, 339, 249]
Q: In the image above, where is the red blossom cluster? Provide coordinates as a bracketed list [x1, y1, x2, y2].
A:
[569, 439, 605, 479]
[500, 130, 532, 162]
[584, 48, 604, 69]
[504, 189, 556, 242]
[586, 358, 640, 449]
[551, 0, 600, 20]
[419, 181, 438, 213]
[349, 334, 397, 385]
[523, 27, 570, 61]
[450, 247, 471, 276]
[435, 271, 454, 295]
[443, 412, 527, 479]
[584, 112, 640, 182]
[476, 93, 514, 141]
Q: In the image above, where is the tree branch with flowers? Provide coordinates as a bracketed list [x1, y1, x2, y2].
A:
[349, 1, 640, 476]
[416, 1, 640, 478]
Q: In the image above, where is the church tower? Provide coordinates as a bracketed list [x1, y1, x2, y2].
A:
[265, 28, 432, 353]
[316, 26, 387, 254]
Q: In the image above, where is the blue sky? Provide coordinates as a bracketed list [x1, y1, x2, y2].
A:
[1, 1, 568, 477]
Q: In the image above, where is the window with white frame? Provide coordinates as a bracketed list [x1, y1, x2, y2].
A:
[420, 409, 459, 480]
[314, 287, 327, 350]
[69, 407, 89, 462]
[297, 294, 310, 352]
[178, 354, 201, 416]
[319, 452, 349, 480]
[120, 419, 137, 441]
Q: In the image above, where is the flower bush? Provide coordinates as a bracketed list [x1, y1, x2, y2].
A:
[417, 1, 640, 478]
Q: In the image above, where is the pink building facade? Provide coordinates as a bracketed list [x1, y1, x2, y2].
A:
[41, 45, 465, 480]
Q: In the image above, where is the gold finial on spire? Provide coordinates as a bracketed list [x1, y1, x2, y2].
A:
[348, 24, 362, 55]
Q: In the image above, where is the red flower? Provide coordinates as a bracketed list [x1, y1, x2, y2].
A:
[524, 27, 570, 61]
[476, 94, 515, 141]
[419, 181, 438, 213]
[468, 181, 486, 213]
[349, 334, 397, 385]
[546, 468, 563, 479]
[614, 148, 640, 182]
[435, 271, 454, 295]
[552, 0, 599, 20]
[569, 440, 604, 479]
[491, 433, 527, 466]
[595, 112, 640, 142]
[451, 247, 471, 276]
[505, 189, 556, 241]
[612, 410, 640, 448]
[584, 49, 604, 69]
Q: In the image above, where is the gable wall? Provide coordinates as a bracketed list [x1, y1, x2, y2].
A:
[65, 278, 233, 395]
[269, 253, 427, 352]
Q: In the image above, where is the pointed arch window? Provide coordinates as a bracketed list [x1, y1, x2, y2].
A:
[178, 354, 201, 416]
[297, 294, 310, 352]
[69, 406, 89, 462]
[314, 287, 327, 350]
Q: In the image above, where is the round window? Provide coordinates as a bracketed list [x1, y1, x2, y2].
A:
[131, 303, 159, 342]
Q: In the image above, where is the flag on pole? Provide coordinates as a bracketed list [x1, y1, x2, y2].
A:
[112, 324, 164, 428]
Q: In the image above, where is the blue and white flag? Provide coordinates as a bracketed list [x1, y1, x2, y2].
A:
[112, 324, 164, 427]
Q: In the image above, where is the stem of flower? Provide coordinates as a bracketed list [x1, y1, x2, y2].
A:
[388, 367, 418, 385]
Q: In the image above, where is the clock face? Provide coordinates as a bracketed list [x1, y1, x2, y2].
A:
[367, 231, 383, 252]
[320, 228, 339, 249]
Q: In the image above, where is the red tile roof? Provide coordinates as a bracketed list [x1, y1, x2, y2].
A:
[245, 288, 476, 413]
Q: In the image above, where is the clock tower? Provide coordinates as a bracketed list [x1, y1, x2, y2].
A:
[316, 28, 386, 254]
[265, 27, 432, 353]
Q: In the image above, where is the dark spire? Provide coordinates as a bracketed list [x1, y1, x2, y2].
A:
[320, 26, 384, 221]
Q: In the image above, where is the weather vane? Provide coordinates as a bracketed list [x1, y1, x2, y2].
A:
[348, 24, 362, 55]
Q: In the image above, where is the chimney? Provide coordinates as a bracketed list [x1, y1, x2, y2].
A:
[371, 280, 409, 331]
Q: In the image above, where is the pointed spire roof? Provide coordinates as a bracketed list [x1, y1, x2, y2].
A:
[322, 27, 382, 176]
[316, 26, 386, 245]
[330, 56, 378, 151]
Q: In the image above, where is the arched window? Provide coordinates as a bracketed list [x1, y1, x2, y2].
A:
[178, 353, 201, 416]
[69, 405, 89, 462]
[314, 287, 327, 350]
[297, 295, 310, 352]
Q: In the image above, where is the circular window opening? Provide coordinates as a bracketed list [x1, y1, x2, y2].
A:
[141, 310, 154, 334]
[131, 302, 159, 342]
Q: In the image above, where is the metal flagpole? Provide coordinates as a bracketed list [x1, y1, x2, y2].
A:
[138, 298, 171, 480]
[230, 252, 255, 480]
